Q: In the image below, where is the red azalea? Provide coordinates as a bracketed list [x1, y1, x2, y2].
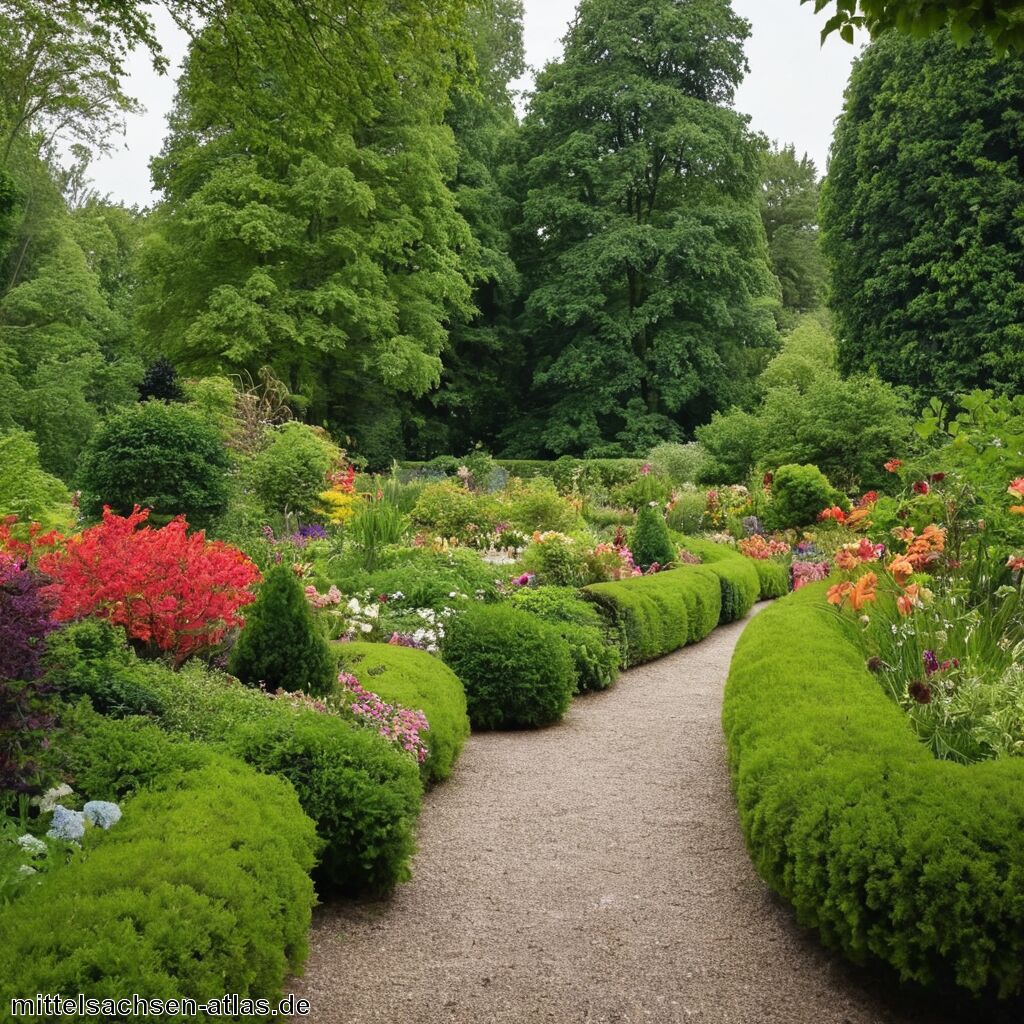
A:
[857, 491, 878, 509]
[913, 481, 930, 495]
[884, 459, 903, 473]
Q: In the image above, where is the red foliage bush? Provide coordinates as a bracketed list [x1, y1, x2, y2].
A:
[37, 507, 260, 664]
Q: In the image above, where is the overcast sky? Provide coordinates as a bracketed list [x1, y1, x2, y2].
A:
[86, 0, 864, 207]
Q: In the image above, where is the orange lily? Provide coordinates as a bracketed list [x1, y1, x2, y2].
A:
[827, 581, 853, 607]
[835, 548, 859, 570]
[888, 556, 914, 585]
[849, 572, 878, 612]
[1009, 478, 1024, 499]
[897, 583, 921, 617]
[884, 459, 903, 473]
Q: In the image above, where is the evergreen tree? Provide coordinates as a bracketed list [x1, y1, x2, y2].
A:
[509, 0, 779, 457]
[230, 564, 335, 696]
[822, 31, 1024, 401]
[630, 504, 676, 570]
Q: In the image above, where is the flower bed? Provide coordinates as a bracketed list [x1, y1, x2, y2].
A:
[723, 582, 1024, 998]
[337, 642, 470, 784]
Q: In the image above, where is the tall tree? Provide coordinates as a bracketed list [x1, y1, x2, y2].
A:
[822, 31, 1024, 401]
[407, 0, 526, 459]
[508, 0, 779, 457]
[760, 144, 825, 318]
[136, 0, 475, 442]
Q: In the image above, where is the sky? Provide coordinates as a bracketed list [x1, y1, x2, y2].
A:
[86, 1, 865, 207]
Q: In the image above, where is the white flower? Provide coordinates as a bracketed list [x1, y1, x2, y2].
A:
[364, 604, 379, 618]
[392, 591, 405, 601]
[34, 784, 73, 813]
[17, 864, 37, 876]
[346, 598, 362, 614]
[449, 591, 458, 598]
[360, 622, 374, 633]
[17, 834, 46, 856]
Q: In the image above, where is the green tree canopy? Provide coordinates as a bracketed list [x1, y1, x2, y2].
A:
[508, 0, 779, 457]
[821, 31, 1024, 403]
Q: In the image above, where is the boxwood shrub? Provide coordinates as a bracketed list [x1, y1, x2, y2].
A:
[750, 558, 789, 600]
[583, 566, 722, 668]
[337, 642, 470, 785]
[47, 633, 422, 899]
[676, 537, 760, 622]
[442, 605, 575, 729]
[723, 583, 1024, 999]
[0, 754, 317, 1012]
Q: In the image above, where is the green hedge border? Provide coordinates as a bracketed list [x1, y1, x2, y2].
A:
[0, 754, 317, 1011]
[723, 583, 1024, 998]
[337, 642, 470, 785]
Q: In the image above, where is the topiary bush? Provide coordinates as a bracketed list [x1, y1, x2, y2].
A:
[250, 421, 339, 518]
[630, 503, 676, 569]
[764, 463, 841, 529]
[0, 757, 317, 1011]
[230, 565, 334, 696]
[750, 558, 789, 600]
[676, 537, 760, 623]
[724, 583, 1024, 999]
[78, 401, 229, 526]
[442, 605, 574, 730]
[338, 642, 470, 784]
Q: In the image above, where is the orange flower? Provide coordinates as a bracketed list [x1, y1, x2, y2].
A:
[1007, 554, 1024, 572]
[890, 526, 915, 543]
[884, 459, 903, 473]
[1012, 506, 1024, 516]
[887, 556, 914, 585]
[1008, 478, 1024, 499]
[856, 538, 881, 562]
[827, 581, 853, 607]
[835, 548, 859, 570]
[845, 507, 872, 530]
[849, 572, 878, 612]
[897, 583, 921, 617]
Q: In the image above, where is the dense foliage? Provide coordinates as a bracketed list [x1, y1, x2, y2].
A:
[822, 31, 1024, 401]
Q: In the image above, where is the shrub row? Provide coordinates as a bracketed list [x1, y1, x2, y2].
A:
[675, 537, 760, 622]
[583, 566, 723, 668]
[337, 642, 470, 785]
[1, 727, 317, 1014]
[400, 457, 644, 489]
[750, 558, 789, 600]
[49, 625, 421, 897]
[723, 583, 1024, 999]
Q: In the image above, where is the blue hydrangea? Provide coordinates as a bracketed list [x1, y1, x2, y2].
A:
[83, 800, 122, 830]
[47, 805, 85, 842]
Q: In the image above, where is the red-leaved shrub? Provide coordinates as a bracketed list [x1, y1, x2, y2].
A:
[38, 507, 260, 664]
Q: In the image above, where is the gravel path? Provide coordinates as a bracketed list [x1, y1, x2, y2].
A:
[293, 607, 965, 1024]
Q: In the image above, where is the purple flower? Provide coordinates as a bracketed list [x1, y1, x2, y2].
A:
[922, 650, 939, 677]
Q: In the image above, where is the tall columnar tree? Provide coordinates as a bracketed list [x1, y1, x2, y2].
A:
[822, 32, 1024, 401]
[760, 144, 826, 317]
[136, 0, 476, 445]
[509, 0, 779, 457]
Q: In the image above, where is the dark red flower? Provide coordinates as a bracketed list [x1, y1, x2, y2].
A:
[908, 680, 932, 705]
[930, 473, 946, 483]
[913, 481, 930, 495]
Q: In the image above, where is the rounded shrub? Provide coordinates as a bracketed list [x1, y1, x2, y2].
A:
[338, 642, 470, 784]
[725, 583, 1024, 999]
[751, 558, 789, 600]
[442, 605, 574, 730]
[411, 480, 498, 538]
[630, 503, 676, 569]
[230, 565, 334, 696]
[78, 401, 229, 525]
[250, 421, 339, 518]
[676, 536, 760, 622]
[765, 463, 841, 529]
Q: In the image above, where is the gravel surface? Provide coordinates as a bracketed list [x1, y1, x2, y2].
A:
[292, 607, 969, 1024]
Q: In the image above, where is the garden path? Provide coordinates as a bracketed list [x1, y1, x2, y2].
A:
[293, 606, 957, 1024]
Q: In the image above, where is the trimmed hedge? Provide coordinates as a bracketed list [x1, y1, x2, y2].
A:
[442, 604, 575, 729]
[583, 566, 722, 668]
[0, 753, 317, 1013]
[750, 558, 789, 600]
[723, 583, 1024, 999]
[50, 634, 423, 899]
[337, 642, 470, 785]
[676, 537, 760, 622]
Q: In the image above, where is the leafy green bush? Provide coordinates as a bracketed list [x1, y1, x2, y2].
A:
[250, 421, 339, 518]
[78, 401, 229, 525]
[630, 504, 675, 569]
[764, 463, 841, 529]
[0, 757, 317, 1012]
[337, 642, 470, 784]
[676, 537, 760, 623]
[0, 429, 72, 529]
[357, 548, 502, 607]
[724, 583, 1024, 998]
[442, 605, 574, 729]
[506, 585, 603, 629]
[411, 480, 497, 538]
[230, 565, 334, 696]
[48, 642, 421, 898]
[646, 442, 707, 485]
[44, 620, 162, 718]
[666, 487, 706, 534]
[694, 409, 761, 484]
[506, 477, 580, 533]
[519, 533, 592, 587]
